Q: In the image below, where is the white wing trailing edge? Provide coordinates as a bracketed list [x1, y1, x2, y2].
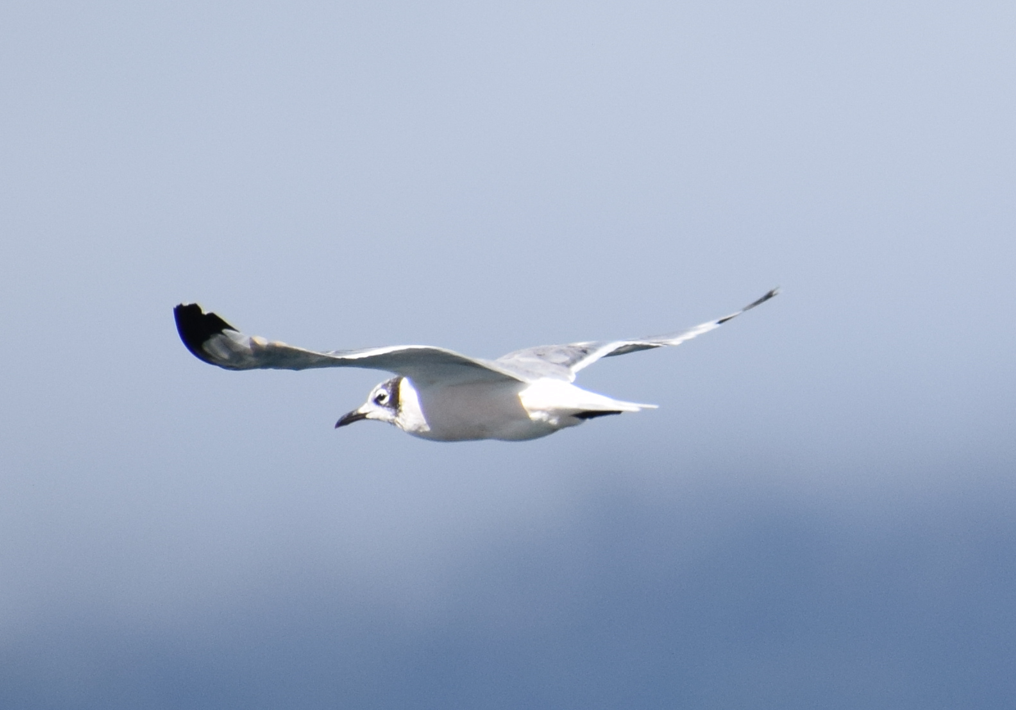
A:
[495, 288, 780, 381]
[172, 304, 523, 386]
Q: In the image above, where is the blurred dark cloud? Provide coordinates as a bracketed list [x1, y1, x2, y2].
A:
[3, 461, 1014, 709]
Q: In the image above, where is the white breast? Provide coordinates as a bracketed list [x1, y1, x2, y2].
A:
[399, 378, 558, 441]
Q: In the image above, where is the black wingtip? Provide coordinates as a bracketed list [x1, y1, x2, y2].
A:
[715, 288, 780, 325]
[173, 303, 238, 365]
[573, 410, 624, 420]
[743, 287, 780, 311]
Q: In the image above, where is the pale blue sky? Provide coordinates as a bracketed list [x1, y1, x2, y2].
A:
[2, 1, 1014, 707]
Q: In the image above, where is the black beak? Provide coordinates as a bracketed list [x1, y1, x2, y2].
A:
[335, 410, 369, 429]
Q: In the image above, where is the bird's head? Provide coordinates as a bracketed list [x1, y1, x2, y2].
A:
[334, 376, 431, 436]
[335, 377, 402, 429]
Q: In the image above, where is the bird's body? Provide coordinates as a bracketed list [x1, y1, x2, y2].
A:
[383, 376, 649, 441]
[174, 289, 778, 442]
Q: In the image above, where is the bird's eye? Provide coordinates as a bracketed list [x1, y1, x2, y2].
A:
[374, 391, 389, 405]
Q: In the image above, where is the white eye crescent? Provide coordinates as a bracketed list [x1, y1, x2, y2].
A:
[374, 390, 389, 405]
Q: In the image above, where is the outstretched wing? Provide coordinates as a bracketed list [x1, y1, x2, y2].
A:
[173, 304, 523, 386]
[495, 288, 779, 382]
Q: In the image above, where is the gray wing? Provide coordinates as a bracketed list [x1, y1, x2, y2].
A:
[173, 304, 523, 386]
[495, 288, 779, 382]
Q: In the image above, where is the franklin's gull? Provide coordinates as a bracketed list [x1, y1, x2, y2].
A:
[174, 289, 778, 441]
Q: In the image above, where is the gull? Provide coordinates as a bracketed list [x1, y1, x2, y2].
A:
[174, 289, 778, 442]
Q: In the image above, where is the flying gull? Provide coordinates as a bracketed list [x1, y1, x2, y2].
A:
[174, 289, 778, 441]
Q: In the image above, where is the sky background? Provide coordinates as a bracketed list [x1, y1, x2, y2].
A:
[1, 1, 1014, 707]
